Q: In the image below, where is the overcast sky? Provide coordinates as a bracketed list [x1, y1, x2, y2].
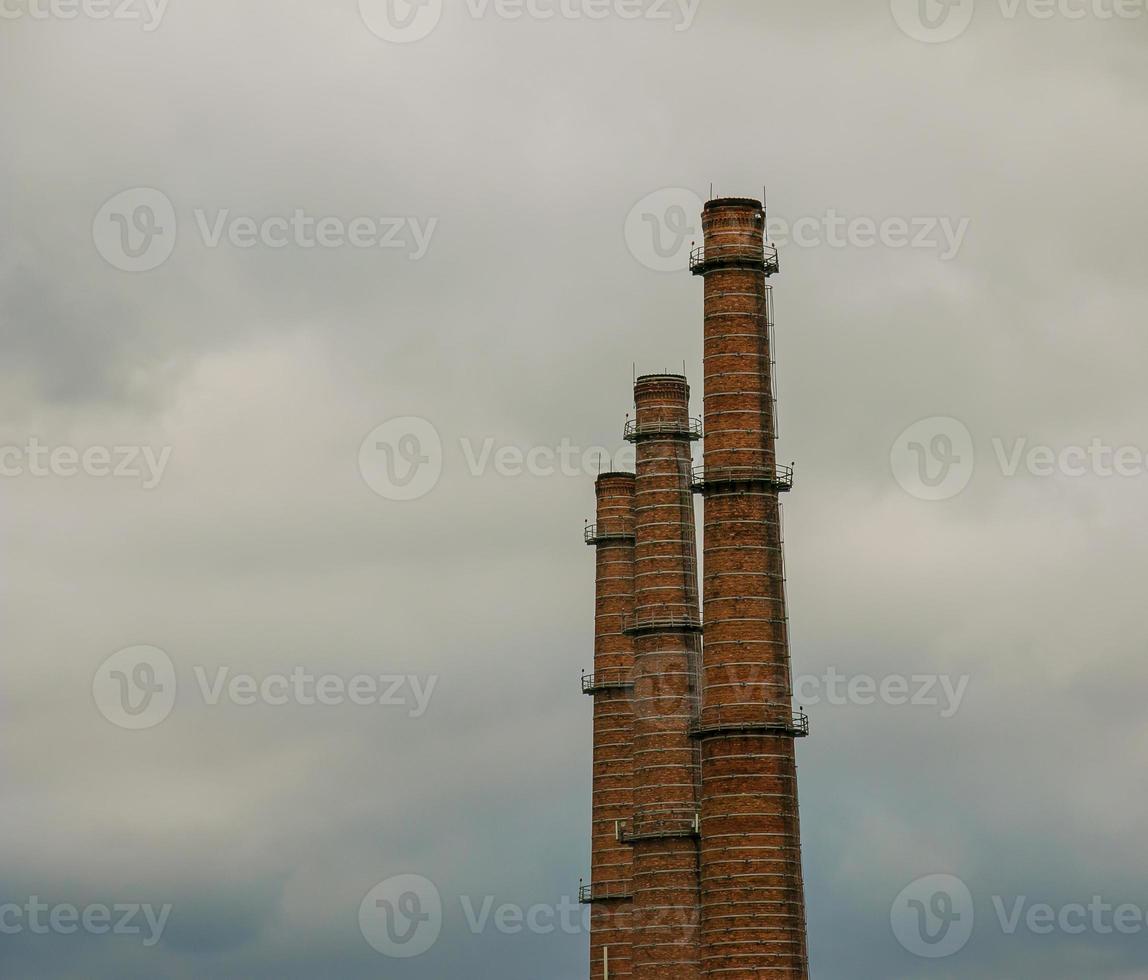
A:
[2, 1, 1147, 977]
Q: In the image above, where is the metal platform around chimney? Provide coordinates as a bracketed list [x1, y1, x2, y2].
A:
[689, 242, 780, 277]
[616, 810, 700, 844]
[689, 707, 810, 740]
[582, 670, 635, 695]
[579, 883, 633, 905]
[623, 417, 704, 442]
[622, 611, 703, 637]
[584, 522, 637, 546]
[690, 463, 794, 494]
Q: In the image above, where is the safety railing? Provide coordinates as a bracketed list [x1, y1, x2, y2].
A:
[619, 809, 700, 843]
[584, 522, 636, 545]
[622, 608, 703, 636]
[582, 670, 634, 695]
[579, 883, 632, 905]
[689, 242, 780, 276]
[690, 705, 809, 739]
[690, 463, 794, 493]
[623, 417, 703, 441]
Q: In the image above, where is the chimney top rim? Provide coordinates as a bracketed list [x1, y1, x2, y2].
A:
[704, 196, 763, 211]
[595, 470, 635, 483]
[634, 372, 688, 383]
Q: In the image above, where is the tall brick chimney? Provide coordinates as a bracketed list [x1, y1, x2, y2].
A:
[584, 472, 638, 980]
[690, 198, 810, 979]
[625, 375, 703, 980]
[582, 194, 811, 980]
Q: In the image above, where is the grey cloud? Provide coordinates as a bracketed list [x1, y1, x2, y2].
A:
[1, 1, 1145, 978]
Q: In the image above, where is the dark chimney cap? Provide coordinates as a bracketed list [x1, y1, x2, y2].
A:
[635, 373, 688, 383]
[704, 197, 763, 211]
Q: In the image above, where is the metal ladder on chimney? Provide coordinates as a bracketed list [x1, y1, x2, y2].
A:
[767, 284, 780, 442]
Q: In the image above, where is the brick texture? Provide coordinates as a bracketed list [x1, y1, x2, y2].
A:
[584, 199, 810, 980]
[590, 472, 637, 980]
[695, 199, 810, 980]
[629, 376, 703, 980]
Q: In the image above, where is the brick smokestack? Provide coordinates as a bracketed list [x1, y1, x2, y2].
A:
[625, 375, 703, 980]
[584, 472, 638, 980]
[691, 198, 810, 979]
